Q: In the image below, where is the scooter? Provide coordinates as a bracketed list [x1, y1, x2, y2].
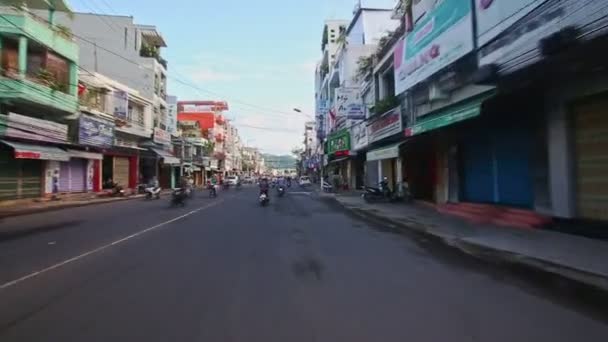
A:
[259, 190, 269, 206]
[208, 184, 217, 198]
[362, 178, 395, 203]
[145, 186, 161, 200]
[110, 184, 125, 197]
[322, 181, 334, 193]
[277, 185, 285, 197]
[170, 188, 187, 207]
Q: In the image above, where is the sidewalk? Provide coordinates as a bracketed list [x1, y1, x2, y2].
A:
[0, 193, 145, 219]
[326, 192, 608, 292]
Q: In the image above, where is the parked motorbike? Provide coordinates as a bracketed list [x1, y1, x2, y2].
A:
[362, 178, 396, 203]
[259, 192, 269, 206]
[110, 184, 126, 197]
[322, 181, 334, 193]
[170, 188, 187, 207]
[277, 185, 285, 197]
[145, 186, 161, 200]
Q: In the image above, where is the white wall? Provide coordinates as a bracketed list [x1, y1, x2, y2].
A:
[362, 11, 399, 45]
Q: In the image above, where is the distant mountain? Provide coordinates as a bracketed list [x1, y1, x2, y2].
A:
[262, 154, 296, 169]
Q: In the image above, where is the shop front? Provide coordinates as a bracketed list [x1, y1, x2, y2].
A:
[149, 147, 181, 189]
[366, 106, 404, 189]
[0, 140, 70, 200]
[326, 129, 352, 190]
[351, 120, 368, 189]
[57, 150, 104, 193]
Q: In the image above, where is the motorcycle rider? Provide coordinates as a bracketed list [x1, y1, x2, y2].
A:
[259, 177, 270, 197]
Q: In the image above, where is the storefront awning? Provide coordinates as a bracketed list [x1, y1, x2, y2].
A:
[405, 92, 495, 137]
[367, 142, 405, 162]
[0, 140, 70, 161]
[329, 156, 349, 164]
[150, 148, 181, 165]
[67, 149, 103, 160]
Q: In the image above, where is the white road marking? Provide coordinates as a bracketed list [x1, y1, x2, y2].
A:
[288, 192, 312, 195]
[47, 241, 56, 245]
[0, 199, 224, 291]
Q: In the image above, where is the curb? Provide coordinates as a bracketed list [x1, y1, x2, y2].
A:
[333, 196, 608, 293]
[0, 195, 145, 220]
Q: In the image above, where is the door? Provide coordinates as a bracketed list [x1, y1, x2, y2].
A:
[461, 135, 495, 203]
[494, 126, 533, 207]
[69, 158, 87, 192]
[574, 97, 608, 221]
[113, 157, 130, 188]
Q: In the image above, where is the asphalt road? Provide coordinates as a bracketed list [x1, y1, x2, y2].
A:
[0, 186, 607, 341]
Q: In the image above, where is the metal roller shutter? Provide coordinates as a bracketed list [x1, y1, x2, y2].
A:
[574, 98, 608, 221]
[0, 150, 18, 200]
[113, 157, 130, 188]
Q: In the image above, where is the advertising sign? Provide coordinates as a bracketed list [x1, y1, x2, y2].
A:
[327, 129, 351, 155]
[394, 0, 474, 95]
[351, 120, 368, 151]
[113, 90, 128, 120]
[153, 127, 172, 145]
[476, 0, 548, 48]
[79, 114, 114, 147]
[335, 88, 365, 120]
[166, 95, 178, 135]
[367, 107, 403, 143]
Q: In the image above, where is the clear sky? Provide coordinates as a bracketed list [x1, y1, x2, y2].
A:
[68, 0, 396, 154]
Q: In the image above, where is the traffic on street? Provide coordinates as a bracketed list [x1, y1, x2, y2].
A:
[1, 185, 607, 341]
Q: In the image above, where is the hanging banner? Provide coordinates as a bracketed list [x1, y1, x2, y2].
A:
[79, 114, 115, 147]
[394, 0, 474, 95]
[335, 88, 365, 120]
[113, 90, 128, 120]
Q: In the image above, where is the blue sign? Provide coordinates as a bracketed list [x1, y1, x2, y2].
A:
[79, 114, 115, 147]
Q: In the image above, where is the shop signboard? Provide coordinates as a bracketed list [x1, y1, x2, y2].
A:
[367, 143, 401, 162]
[367, 107, 403, 143]
[394, 0, 474, 95]
[79, 114, 115, 147]
[335, 88, 365, 120]
[153, 127, 172, 145]
[112, 90, 128, 120]
[477, 0, 606, 73]
[166, 95, 178, 135]
[327, 129, 351, 155]
[351, 120, 368, 151]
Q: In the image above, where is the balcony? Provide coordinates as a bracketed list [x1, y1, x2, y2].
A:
[0, 8, 78, 63]
[0, 75, 78, 114]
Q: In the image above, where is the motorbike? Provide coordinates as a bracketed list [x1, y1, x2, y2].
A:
[170, 188, 187, 207]
[259, 191, 269, 206]
[362, 179, 401, 203]
[322, 181, 334, 193]
[277, 185, 285, 197]
[109, 184, 125, 197]
[208, 184, 217, 198]
[144, 186, 161, 200]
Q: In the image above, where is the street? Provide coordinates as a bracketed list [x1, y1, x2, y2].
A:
[0, 186, 607, 341]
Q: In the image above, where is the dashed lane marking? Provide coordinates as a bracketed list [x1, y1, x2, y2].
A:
[0, 198, 225, 291]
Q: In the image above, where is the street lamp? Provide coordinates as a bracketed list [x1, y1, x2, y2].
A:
[293, 108, 313, 119]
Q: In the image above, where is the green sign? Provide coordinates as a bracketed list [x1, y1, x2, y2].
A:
[405, 92, 494, 137]
[327, 129, 351, 155]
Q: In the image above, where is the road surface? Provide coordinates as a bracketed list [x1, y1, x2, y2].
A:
[0, 186, 607, 341]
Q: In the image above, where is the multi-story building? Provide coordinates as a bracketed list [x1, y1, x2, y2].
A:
[177, 100, 230, 177]
[47, 11, 169, 135]
[0, 1, 81, 200]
